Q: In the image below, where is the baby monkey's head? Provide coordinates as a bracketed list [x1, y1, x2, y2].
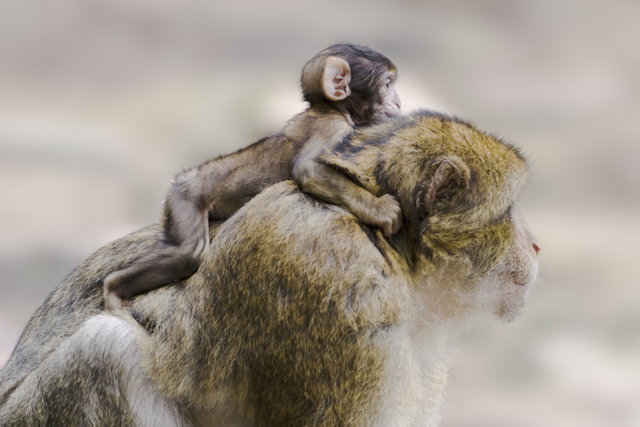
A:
[300, 43, 401, 125]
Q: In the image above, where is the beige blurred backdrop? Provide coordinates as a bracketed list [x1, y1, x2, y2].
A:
[1, 0, 639, 425]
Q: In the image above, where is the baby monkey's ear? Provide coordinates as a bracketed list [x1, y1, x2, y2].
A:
[322, 57, 352, 101]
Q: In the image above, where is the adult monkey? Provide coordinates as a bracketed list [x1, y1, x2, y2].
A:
[0, 111, 540, 427]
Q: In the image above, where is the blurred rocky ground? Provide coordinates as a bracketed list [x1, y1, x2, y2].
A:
[1, 0, 639, 425]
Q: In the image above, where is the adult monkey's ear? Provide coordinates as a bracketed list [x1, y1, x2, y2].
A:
[323, 57, 352, 101]
[423, 158, 468, 216]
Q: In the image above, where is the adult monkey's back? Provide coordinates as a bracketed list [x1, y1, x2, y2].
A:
[0, 110, 540, 427]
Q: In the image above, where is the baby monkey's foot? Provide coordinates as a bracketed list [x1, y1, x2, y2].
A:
[103, 272, 132, 312]
[103, 289, 131, 312]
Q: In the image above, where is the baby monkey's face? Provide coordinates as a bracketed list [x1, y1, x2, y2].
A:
[374, 71, 401, 120]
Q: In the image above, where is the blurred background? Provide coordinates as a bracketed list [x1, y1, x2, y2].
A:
[0, 0, 638, 425]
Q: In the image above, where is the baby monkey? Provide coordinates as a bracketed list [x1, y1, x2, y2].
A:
[104, 43, 403, 310]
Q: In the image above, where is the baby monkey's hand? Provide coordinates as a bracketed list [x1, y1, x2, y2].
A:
[370, 194, 403, 237]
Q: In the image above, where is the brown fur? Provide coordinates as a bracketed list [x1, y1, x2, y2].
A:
[0, 110, 539, 427]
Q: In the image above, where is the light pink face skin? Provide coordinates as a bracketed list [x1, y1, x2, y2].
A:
[493, 206, 541, 321]
[507, 207, 541, 286]
[374, 71, 401, 119]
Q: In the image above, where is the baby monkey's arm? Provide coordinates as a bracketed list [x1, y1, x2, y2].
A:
[292, 123, 402, 237]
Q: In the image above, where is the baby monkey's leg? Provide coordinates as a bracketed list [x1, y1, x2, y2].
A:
[103, 182, 210, 311]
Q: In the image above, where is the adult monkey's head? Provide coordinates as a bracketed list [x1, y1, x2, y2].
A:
[321, 111, 541, 322]
[300, 42, 401, 125]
